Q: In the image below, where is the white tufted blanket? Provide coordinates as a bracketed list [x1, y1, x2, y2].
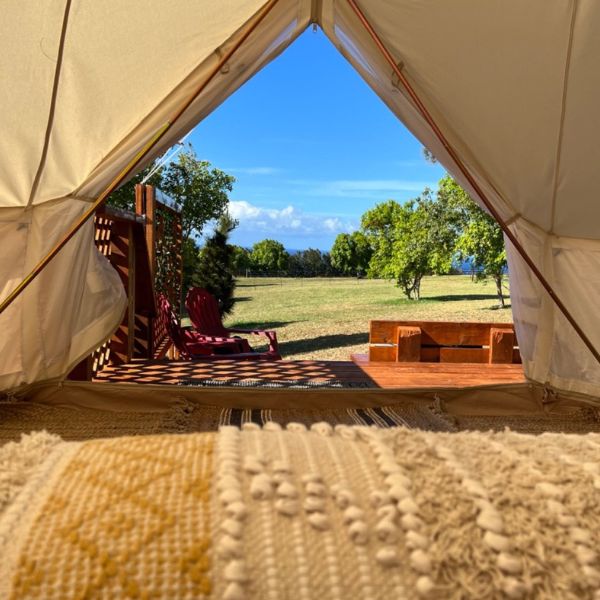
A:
[1, 425, 600, 599]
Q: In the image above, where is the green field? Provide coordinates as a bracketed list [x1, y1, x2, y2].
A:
[222, 276, 512, 361]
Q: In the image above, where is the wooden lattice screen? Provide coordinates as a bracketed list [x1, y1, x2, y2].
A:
[155, 201, 183, 312]
[89, 214, 114, 376]
[69, 185, 182, 380]
[135, 185, 183, 358]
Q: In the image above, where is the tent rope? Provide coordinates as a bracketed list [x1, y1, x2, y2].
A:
[345, 0, 600, 368]
[0, 0, 282, 318]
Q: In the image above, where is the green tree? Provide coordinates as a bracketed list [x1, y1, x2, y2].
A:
[107, 164, 162, 211]
[330, 231, 372, 276]
[160, 146, 235, 241]
[108, 147, 234, 242]
[422, 147, 438, 164]
[107, 146, 236, 303]
[287, 250, 333, 277]
[361, 200, 403, 281]
[362, 193, 457, 300]
[231, 245, 252, 276]
[181, 239, 201, 297]
[250, 239, 289, 274]
[287, 252, 304, 277]
[192, 214, 238, 316]
[438, 176, 507, 306]
[300, 248, 326, 277]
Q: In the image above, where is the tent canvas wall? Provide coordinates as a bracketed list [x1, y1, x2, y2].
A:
[1, 0, 599, 398]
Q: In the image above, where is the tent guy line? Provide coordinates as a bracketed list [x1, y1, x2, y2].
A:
[0, 0, 282, 320]
[345, 0, 600, 368]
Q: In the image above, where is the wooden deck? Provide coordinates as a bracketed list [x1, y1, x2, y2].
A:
[350, 354, 525, 388]
[95, 356, 526, 389]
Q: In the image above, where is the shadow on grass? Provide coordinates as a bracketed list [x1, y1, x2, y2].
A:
[426, 293, 501, 302]
[236, 282, 279, 288]
[279, 332, 369, 356]
[480, 303, 512, 311]
[230, 321, 297, 330]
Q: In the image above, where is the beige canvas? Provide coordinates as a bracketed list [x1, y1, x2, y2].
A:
[1, 0, 599, 397]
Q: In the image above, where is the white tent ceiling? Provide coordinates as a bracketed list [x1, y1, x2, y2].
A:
[1, 0, 599, 396]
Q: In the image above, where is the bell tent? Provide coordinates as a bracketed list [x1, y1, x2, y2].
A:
[1, 0, 600, 400]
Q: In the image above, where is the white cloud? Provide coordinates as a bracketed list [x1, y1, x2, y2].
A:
[229, 200, 356, 236]
[323, 217, 343, 231]
[228, 200, 262, 219]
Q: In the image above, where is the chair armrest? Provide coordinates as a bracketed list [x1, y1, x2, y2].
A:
[227, 328, 279, 355]
[227, 328, 268, 335]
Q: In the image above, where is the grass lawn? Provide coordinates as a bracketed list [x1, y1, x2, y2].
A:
[223, 276, 512, 361]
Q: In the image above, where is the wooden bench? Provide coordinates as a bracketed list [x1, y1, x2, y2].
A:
[368, 320, 521, 364]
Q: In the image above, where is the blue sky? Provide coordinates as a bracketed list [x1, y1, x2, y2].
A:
[189, 28, 444, 251]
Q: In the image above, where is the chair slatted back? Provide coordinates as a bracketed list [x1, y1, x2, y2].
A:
[185, 288, 228, 337]
[158, 294, 191, 358]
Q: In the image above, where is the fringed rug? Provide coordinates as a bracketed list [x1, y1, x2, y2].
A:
[179, 378, 376, 388]
[2, 426, 600, 599]
[0, 400, 454, 445]
[453, 406, 600, 434]
[3, 400, 600, 446]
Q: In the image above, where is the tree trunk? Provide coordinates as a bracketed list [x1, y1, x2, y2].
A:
[495, 275, 505, 307]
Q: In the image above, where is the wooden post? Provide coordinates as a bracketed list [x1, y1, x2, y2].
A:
[145, 185, 157, 280]
[134, 183, 144, 217]
[136, 183, 157, 358]
[395, 326, 422, 362]
[368, 346, 396, 362]
[489, 328, 515, 364]
[126, 222, 136, 361]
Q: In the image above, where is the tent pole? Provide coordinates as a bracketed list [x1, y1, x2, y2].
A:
[0, 0, 281, 318]
[346, 0, 600, 367]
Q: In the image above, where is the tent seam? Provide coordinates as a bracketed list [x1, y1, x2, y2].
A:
[549, 0, 578, 234]
[26, 0, 73, 208]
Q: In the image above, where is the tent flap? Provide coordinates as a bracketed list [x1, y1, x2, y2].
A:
[320, 0, 600, 397]
[1, 0, 600, 396]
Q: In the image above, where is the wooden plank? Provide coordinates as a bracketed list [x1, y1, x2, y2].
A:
[396, 326, 421, 362]
[370, 320, 514, 347]
[420, 347, 441, 362]
[352, 363, 522, 374]
[368, 345, 396, 362]
[370, 321, 399, 344]
[489, 328, 514, 364]
[439, 348, 489, 363]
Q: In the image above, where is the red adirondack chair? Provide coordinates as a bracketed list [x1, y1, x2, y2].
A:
[185, 287, 281, 359]
[157, 294, 243, 359]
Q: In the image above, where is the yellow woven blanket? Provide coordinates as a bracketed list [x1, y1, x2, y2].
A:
[1, 426, 600, 599]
